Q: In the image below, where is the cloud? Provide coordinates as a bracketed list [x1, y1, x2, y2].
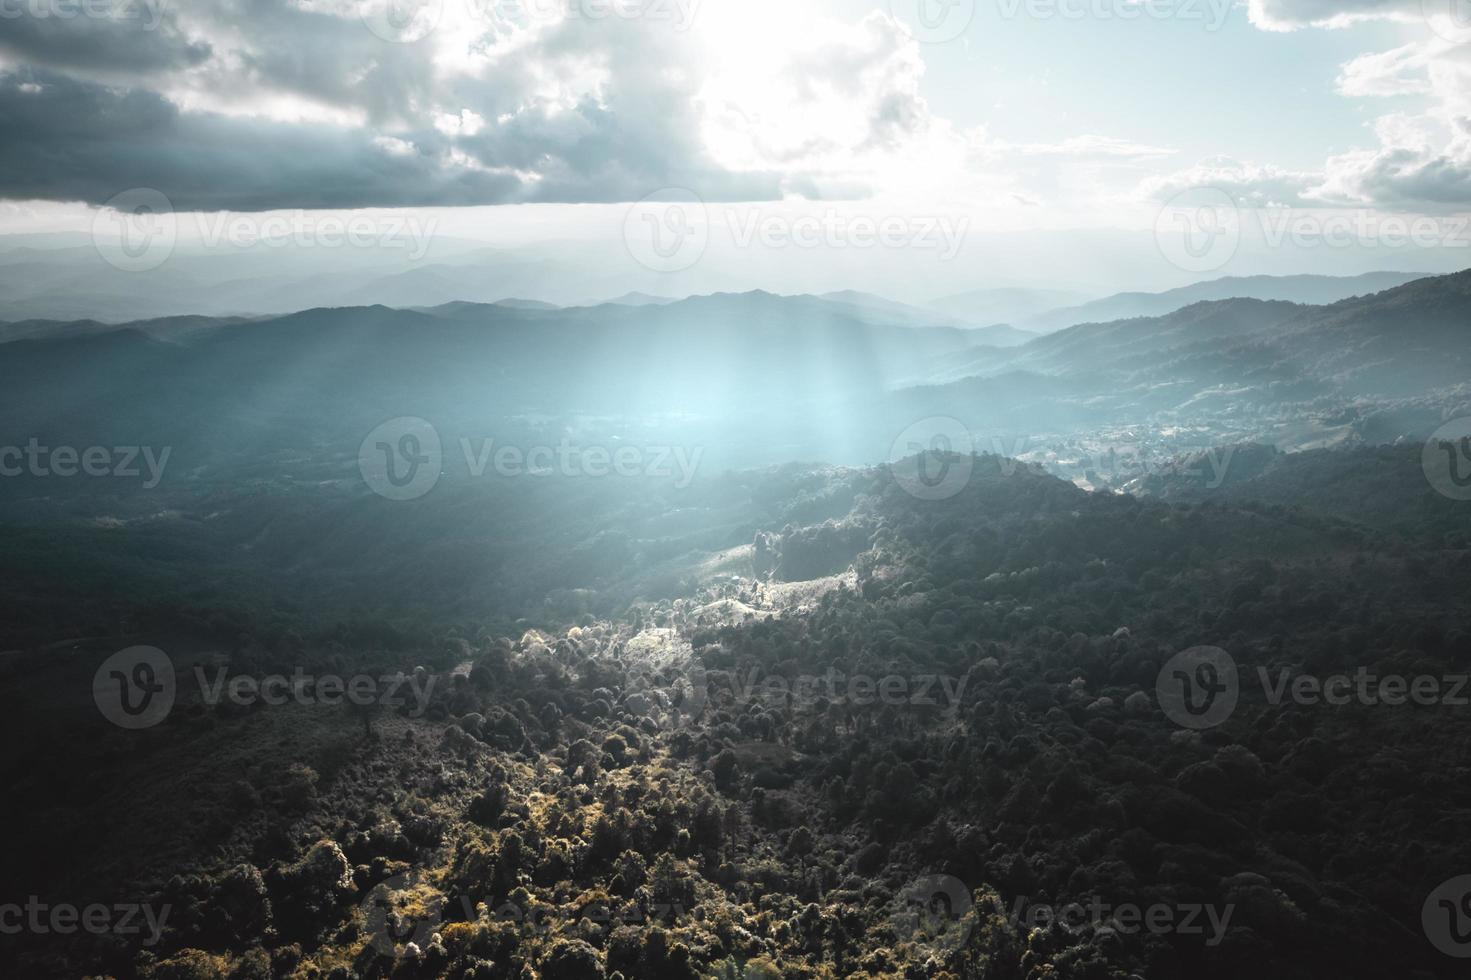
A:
[1004, 135, 1176, 159]
[8, 0, 1456, 216]
[1246, 0, 1426, 31]
[697, 12, 949, 190]
[0, 71, 515, 210]
[1318, 145, 1471, 206]
[1315, 116, 1471, 208]
[0, 0, 210, 75]
[1238, 4, 1471, 208]
[0, 0, 788, 209]
[1320, 40, 1471, 207]
[1141, 118, 1471, 212]
[1337, 43, 1438, 97]
[1137, 157, 1321, 207]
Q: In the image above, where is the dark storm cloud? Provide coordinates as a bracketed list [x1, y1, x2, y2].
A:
[0, 69, 781, 210]
[0, 1, 786, 210]
[199, 0, 439, 126]
[0, 71, 521, 210]
[0, 0, 210, 74]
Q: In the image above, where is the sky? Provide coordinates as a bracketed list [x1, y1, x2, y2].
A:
[0, 0, 1468, 298]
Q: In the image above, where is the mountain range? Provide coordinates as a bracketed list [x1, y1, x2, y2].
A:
[1011, 271, 1425, 333]
[2, 270, 1467, 490]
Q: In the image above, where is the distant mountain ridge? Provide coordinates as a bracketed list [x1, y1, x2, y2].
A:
[806, 290, 1035, 345]
[1019, 271, 1425, 333]
[0, 288, 1034, 350]
[0, 289, 1003, 477]
[2, 271, 1465, 485]
[926, 286, 1093, 328]
[885, 269, 1471, 454]
[602, 292, 680, 307]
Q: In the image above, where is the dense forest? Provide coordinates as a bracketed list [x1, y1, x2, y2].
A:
[4, 444, 1469, 979]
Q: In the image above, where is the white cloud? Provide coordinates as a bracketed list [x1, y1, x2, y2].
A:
[1247, 0, 1425, 31]
[1315, 129, 1471, 207]
[1234, 5, 1471, 208]
[1319, 40, 1471, 207]
[1137, 157, 1321, 207]
[697, 12, 962, 194]
[1004, 135, 1176, 159]
[1337, 43, 1438, 97]
[0, 0, 786, 207]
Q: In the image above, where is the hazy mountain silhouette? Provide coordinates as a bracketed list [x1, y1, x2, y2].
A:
[927, 285, 1093, 327]
[3, 271, 1466, 485]
[1020, 271, 1425, 333]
